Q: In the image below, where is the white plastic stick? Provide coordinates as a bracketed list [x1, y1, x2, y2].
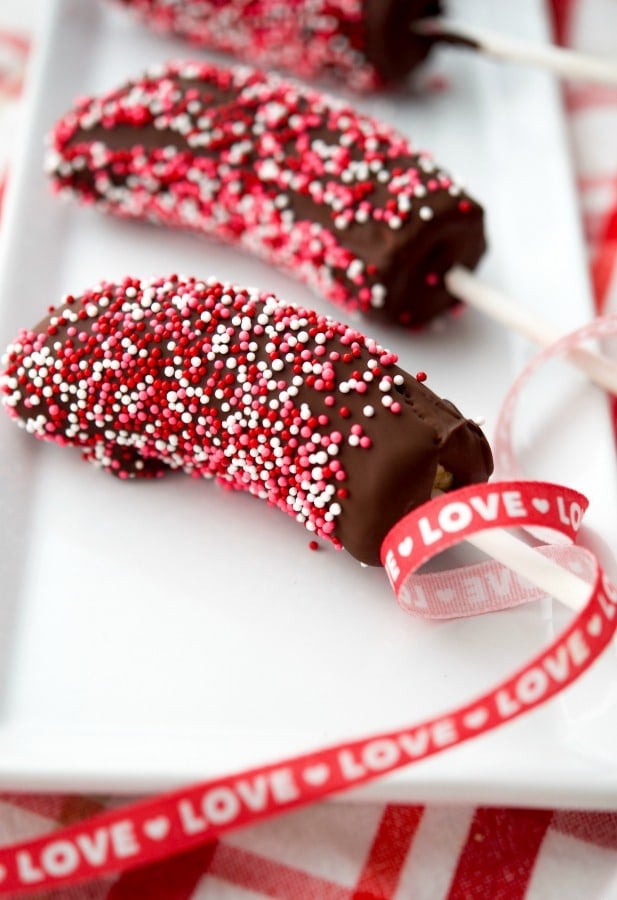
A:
[446, 266, 617, 398]
[413, 18, 617, 86]
[468, 524, 617, 649]
[429, 491, 599, 619]
[465, 527, 590, 613]
[465, 527, 617, 642]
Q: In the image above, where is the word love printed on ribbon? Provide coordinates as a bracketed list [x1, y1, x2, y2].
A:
[382, 480, 590, 618]
[0, 480, 615, 896]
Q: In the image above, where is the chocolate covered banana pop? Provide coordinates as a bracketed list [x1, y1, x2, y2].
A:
[47, 61, 486, 329]
[110, 1, 617, 91]
[110, 0, 443, 92]
[0, 276, 492, 565]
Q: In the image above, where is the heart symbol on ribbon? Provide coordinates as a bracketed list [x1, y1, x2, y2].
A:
[531, 498, 550, 514]
[398, 536, 413, 558]
[463, 707, 489, 730]
[587, 615, 603, 638]
[302, 764, 330, 786]
[143, 817, 171, 841]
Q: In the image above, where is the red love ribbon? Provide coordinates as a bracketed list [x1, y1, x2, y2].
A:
[0, 479, 614, 896]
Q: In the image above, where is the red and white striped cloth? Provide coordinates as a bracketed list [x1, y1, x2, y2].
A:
[552, 0, 617, 437]
[1, 1, 616, 897]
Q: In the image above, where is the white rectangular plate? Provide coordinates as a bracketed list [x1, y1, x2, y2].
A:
[0, 0, 616, 806]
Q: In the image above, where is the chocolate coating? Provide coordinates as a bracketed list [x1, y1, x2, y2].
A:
[111, 0, 443, 90]
[1, 276, 493, 566]
[48, 61, 486, 328]
[364, 0, 443, 85]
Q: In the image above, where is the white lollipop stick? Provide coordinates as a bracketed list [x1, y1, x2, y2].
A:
[445, 266, 617, 398]
[464, 527, 617, 642]
[429, 495, 605, 632]
[413, 18, 617, 86]
[464, 527, 589, 612]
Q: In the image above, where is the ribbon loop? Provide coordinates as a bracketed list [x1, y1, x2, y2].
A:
[381, 480, 589, 619]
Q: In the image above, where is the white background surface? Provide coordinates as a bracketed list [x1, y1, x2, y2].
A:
[0, 0, 615, 805]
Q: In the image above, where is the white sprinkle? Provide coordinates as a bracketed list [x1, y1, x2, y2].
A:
[347, 260, 363, 279]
